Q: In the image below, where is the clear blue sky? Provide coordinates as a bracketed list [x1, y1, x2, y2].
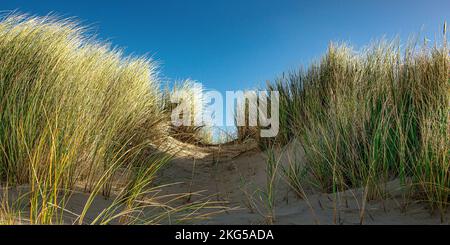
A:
[2, 0, 449, 93]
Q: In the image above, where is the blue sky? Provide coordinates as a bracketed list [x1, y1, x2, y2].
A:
[2, 0, 449, 93]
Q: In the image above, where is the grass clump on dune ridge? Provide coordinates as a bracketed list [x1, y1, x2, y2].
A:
[260, 34, 449, 219]
[163, 79, 214, 145]
[0, 14, 223, 224]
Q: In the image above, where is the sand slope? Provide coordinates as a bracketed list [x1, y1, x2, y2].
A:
[1, 138, 447, 224]
[157, 139, 449, 225]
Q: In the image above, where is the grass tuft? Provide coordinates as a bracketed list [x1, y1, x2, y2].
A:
[259, 36, 449, 219]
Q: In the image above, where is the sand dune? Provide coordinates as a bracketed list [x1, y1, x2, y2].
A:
[156, 139, 449, 225]
[1, 139, 447, 225]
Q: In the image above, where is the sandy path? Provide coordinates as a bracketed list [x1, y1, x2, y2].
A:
[157, 140, 449, 225]
[2, 138, 447, 224]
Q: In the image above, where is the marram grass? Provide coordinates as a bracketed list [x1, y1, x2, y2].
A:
[163, 79, 214, 145]
[0, 12, 448, 224]
[259, 36, 449, 220]
[0, 14, 224, 224]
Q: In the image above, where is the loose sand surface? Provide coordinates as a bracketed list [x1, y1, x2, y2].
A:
[2, 138, 448, 224]
[156, 139, 449, 225]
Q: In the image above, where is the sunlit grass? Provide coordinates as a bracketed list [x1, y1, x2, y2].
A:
[260, 34, 449, 220]
[0, 13, 224, 224]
